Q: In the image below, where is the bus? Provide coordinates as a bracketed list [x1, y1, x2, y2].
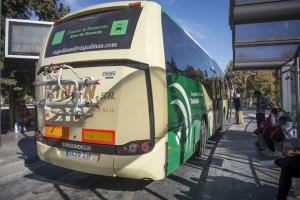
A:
[34, 1, 228, 180]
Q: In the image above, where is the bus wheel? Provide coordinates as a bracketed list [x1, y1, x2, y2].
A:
[198, 119, 207, 157]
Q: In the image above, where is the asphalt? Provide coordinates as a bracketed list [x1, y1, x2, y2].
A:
[0, 109, 299, 200]
[0, 131, 38, 166]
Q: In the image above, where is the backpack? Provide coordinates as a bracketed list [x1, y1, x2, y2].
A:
[270, 127, 285, 142]
[259, 96, 268, 109]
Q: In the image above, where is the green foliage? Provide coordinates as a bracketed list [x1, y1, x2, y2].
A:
[28, 0, 70, 20]
[1, 0, 70, 60]
[1, 0, 70, 91]
[225, 61, 277, 102]
[0, 78, 17, 86]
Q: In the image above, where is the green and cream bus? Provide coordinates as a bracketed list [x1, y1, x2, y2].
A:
[34, 1, 228, 180]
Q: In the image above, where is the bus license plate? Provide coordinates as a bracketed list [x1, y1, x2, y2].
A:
[65, 150, 92, 160]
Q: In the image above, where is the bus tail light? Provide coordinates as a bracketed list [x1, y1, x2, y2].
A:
[118, 146, 128, 154]
[53, 17, 62, 25]
[129, 2, 141, 7]
[35, 130, 47, 144]
[116, 140, 154, 155]
[128, 143, 138, 153]
[141, 141, 151, 153]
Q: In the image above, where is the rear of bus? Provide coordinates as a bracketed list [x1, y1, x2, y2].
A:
[35, 1, 167, 180]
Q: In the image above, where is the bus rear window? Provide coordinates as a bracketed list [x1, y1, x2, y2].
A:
[45, 7, 142, 58]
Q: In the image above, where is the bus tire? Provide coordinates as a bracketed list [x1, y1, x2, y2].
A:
[198, 118, 207, 157]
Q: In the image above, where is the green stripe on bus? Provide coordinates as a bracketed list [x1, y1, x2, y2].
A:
[166, 74, 206, 175]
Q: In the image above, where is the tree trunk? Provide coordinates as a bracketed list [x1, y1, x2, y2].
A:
[8, 91, 16, 132]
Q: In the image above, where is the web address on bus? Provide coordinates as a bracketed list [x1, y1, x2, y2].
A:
[52, 43, 118, 56]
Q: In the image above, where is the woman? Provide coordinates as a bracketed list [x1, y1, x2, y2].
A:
[255, 107, 280, 151]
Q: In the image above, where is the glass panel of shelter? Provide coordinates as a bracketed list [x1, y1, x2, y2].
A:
[234, 0, 281, 6]
[235, 44, 299, 62]
[235, 20, 300, 43]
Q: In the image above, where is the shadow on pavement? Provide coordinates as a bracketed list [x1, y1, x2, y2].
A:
[17, 135, 39, 164]
[175, 176, 277, 200]
[17, 136, 152, 195]
[170, 128, 280, 200]
[15, 115, 280, 200]
[143, 131, 224, 200]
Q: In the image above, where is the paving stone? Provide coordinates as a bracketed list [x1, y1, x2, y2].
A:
[199, 109, 297, 200]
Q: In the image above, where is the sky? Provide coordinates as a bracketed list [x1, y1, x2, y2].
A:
[60, 0, 232, 70]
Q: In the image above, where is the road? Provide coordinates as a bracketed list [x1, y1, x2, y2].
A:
[1, 109, 285, 200]
[0, 128, 225, 200]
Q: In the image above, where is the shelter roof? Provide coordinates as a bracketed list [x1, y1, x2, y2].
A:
[229, 0, 300, 70]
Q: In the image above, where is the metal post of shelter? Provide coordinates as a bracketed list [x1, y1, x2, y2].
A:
[0, 0, 2, 147]
[296, 55, 300, 148]
[278, 70, 283, 108]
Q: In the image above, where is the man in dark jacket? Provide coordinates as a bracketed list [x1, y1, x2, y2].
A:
[254, 90, 268, 128]
[275, 155, 300, 200]
[261, 154, 300, 200]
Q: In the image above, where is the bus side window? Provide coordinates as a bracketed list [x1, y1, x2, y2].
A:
[162, 12, 219, 81]
[219, 80, 224, 99]
[194, 68, 205, 82]
[166, 57, 181, 74]
[214, 78, 219, 99]
[203, 79, 214, 100]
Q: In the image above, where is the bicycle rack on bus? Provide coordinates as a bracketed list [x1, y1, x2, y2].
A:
[34, 64, 100, 119]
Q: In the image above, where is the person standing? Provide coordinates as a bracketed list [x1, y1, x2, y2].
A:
[233, 93, 243, 124]
[254, 90, 268, 128]
[15, 99, 29, 137]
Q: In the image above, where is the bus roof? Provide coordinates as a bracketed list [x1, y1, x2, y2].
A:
[41, 1, 223, 75]
[61, 1, 159, 22]
[40, 1, 165, 67]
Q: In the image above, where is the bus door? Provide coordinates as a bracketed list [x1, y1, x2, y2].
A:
[212, 78, 218, 132]
[213, 78, 224, 130]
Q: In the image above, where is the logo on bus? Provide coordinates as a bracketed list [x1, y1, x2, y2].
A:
[190, 98, 200, 104]
[62, 142, 92, 151]
[102, 71, 116, 79]
[169, 83, 193, 148]
[101, 92, 115, 100]
[110, 20, 129, 36]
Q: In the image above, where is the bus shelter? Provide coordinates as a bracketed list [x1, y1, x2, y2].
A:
[229, 0, 300, 146]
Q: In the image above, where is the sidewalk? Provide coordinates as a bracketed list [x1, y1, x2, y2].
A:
[198, 109, 297, 200]
[0, 131, 38, 166]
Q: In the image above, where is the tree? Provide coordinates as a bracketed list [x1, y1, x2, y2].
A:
[1, 0, 70, 131]
[247, 71, 276, 102]
[1, 0, 70, 66]
[28, 0, 70, 20]
[225, 61, 277, 105]
[1, 0, 70, 91]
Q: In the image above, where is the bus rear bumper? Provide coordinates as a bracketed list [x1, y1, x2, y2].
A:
[36, 136, 167, 180]
[113, 136, 167, 180]
[36, 141, 115, 177]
